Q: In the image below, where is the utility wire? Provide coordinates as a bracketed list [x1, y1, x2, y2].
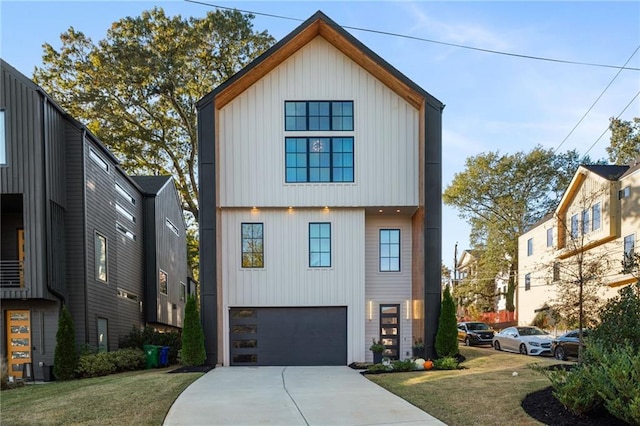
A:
[554, 45, 640, 154]
[185, 0, 640, 72]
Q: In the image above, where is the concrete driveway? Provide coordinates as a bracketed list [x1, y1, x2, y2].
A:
[164, 366, 445, 426]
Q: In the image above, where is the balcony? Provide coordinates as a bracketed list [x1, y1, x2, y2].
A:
[0, 260, 24, 288]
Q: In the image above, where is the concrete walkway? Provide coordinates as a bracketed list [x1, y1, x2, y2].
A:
[164, 366, 445, 426]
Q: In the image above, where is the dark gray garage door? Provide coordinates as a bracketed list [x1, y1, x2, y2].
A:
[229, 307, 347, 366]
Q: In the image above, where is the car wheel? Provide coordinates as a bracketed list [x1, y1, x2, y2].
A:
[519, 344, 528, 355]
[465, 337, 471, 346]
[554, 347, 566, 360]
[494, 341, 501, 351]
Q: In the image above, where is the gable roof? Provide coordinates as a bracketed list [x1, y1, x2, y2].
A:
[197, 11, 443, 111]
[582, 164, 629, 181]
[131, 175, 172, 195]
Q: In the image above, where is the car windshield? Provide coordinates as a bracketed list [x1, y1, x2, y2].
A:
[468, 323, 490, 331]
[517, 327, 546, 336]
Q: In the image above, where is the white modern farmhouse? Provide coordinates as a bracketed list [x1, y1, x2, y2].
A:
[197, 11, 444, 366]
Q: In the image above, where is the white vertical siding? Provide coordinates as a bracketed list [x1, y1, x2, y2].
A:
[218, 36, 420, 208]
[364, 215, 413, 361]
[221, 207, 366, 364]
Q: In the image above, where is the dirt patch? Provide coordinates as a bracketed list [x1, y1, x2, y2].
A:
[521, 386, 629, 426]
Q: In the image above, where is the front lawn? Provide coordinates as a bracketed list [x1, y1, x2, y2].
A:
[0, 368, 202, 425]
[366, 346, 567, 426]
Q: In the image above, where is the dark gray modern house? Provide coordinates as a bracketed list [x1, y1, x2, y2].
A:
[0, 59, 190, 380]
[197, 11, 443, 366]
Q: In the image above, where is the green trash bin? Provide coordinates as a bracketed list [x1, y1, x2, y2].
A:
[143, 345, 159, 369]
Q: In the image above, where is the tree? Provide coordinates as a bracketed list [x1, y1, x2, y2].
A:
[444, 147, 594, 314]
[441, 262, 452, 288]
[435, 285, 459, 358]
[33, 8, 275, 276]
[53, 305, 77, 380]
[607, 117, 640, 165]
[181, 295, 206, 366]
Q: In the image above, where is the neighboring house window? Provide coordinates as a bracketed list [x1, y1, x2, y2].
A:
[117, 288, 138, 302]
[166, 218, 179, 236]
[546, 228, 553, 248]
[115, 203, 135, 223]
[116, 222, 136, 241]
[592, 203, 601, 231]
[570, 214, 579, 238]
[553, 262, 560, 282]
[95, 232, 108, 282]
[379, 229, 400, 272]
[0, 109, 6, 165]
[527, 238, 533, 256]
[525, 273, 531, 291]
[285, 137, 354, 183]
[623, 234, 635, 273]
[89, 148, 109, 172]
[115, 182, 135, 205]
[159, 269, 168, 295]
[309, 223, 331, 268]
[285, 101, 353, 131]
[180, 282, 186, 302]
[97, 318, 108, 353]
[582, 209, 590, 234]
[619, 186, 630, 199]
[241, 223, 264, 268]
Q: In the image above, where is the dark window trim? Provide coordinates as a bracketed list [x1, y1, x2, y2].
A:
[116, 222, 136, 241]
[285, 137, 354, 183]
[97, 317, 109, 353]
[166, 218, 179, 236]
[309, 222, 331, 268]
[95, 231, 108, 283]
[546, 228, 553, 248]
[89, 148, 109, 172]
[115, 203, 135, 223]
[284, 100, 354, 131]
[159, 269, 168, 295]
[379, 229, 401, 272]
[527, 238, 533, 256]
[115, 182, 136, 205]
[0, 108, 6, 166]
[525, 273, 531, 291]
[241, 222, 264, 269]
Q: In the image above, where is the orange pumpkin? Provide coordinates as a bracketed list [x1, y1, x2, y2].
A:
[423, 360, 434, 370]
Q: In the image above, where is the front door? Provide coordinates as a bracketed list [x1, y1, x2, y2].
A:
[6, 310, 31, 379]
[17, 229, 25, 287]
[379, 304, 400, 360]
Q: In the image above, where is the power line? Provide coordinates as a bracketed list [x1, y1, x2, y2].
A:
[184, 0, 640, 72]
[554, 45, 640, 154]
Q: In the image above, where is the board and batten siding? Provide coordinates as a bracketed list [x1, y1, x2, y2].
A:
[364, 215, 413, 361]
[218, 36, 420, 208]
[221, 207, 366, 365]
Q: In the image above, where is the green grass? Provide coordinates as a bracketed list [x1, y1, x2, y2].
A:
[367, 346, 569, 426]
[0, 368, 202, 425]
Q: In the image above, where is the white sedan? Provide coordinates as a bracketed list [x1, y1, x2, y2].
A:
[492, 326, 553, 356]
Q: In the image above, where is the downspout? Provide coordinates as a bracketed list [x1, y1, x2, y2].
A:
[81, 128, 89, 345]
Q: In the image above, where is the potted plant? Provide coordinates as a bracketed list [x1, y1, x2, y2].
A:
[412, 337, 425, 358]
[369, 338, 385, 364]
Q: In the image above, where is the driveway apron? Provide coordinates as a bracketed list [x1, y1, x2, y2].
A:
[164, 366, 445, 426]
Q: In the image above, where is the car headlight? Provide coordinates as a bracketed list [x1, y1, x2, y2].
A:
[528, 341, 540, 347]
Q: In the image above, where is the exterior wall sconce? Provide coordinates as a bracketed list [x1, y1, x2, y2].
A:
[406, 300, 410, 320]
[368, 300, 373, 321]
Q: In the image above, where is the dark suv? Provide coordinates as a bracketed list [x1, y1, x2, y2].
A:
[457, 322, 495, 346]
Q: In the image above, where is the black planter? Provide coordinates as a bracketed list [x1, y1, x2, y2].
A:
[412, 348, 425, 358]
[373, 352, 383, 364]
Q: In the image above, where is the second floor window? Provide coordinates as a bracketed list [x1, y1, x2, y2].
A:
[309, 223, 331, 268]
[379, 229, 400, 272]
[582, 209, 590, 235]
[285, 137, 354, 183]
[527, 238, 533, 256]
[241, 223, 264, 268]
[285, 101, 353, 131]
[570, 214, 579, 238]
[95, 232, 108, 282]
[159, 269, 168, 295]
[525, 273, 531, 291]
[546, 228, 553, 248]
[624, 234, 635, 273]
[592, 203, 601, 231]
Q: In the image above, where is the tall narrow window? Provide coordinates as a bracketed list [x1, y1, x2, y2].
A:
[380, 229, 400, 271]
[97, 318, 108, 353]
[525, 273, 531, 291]
[0, 109, 6, 165]
[592, 203, 601, 231]
[582, 210, 590, 234]
[623, 234, 635, 273]
[159, 269, 168, 295]
[570, 214, 579, 238]
[309, 223, 331, 267]
[241, 223, 264, 268]
[95, 232, 108, 282]
[553, 262, 560, 282]
[180, 282, 186, 302]
[546, 228, 553, 248]
[527, 238, 533, 256]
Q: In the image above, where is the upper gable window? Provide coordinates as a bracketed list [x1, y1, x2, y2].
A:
[619, 186, 630, 199]
[89, 148, 109, 172]
[285, 101, 353, 131]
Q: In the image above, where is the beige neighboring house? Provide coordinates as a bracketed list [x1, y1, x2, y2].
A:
[518, 161, 639, 326]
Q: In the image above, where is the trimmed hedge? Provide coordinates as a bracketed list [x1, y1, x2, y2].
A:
[76, 348, 145, 378]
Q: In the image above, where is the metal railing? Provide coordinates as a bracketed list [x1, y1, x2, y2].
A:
[0, 260, 24, 288]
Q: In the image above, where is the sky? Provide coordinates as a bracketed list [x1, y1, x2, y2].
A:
[1, 1, 639, 272]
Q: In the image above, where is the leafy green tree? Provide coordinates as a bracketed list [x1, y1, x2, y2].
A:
[33, 8, 275, 277]
[181, 295, 206, 366]
[607, 117, 640, 165]
[53, 305, 77, 380]
[444, 147, 593, 313]
[435, 285, 459, 358]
